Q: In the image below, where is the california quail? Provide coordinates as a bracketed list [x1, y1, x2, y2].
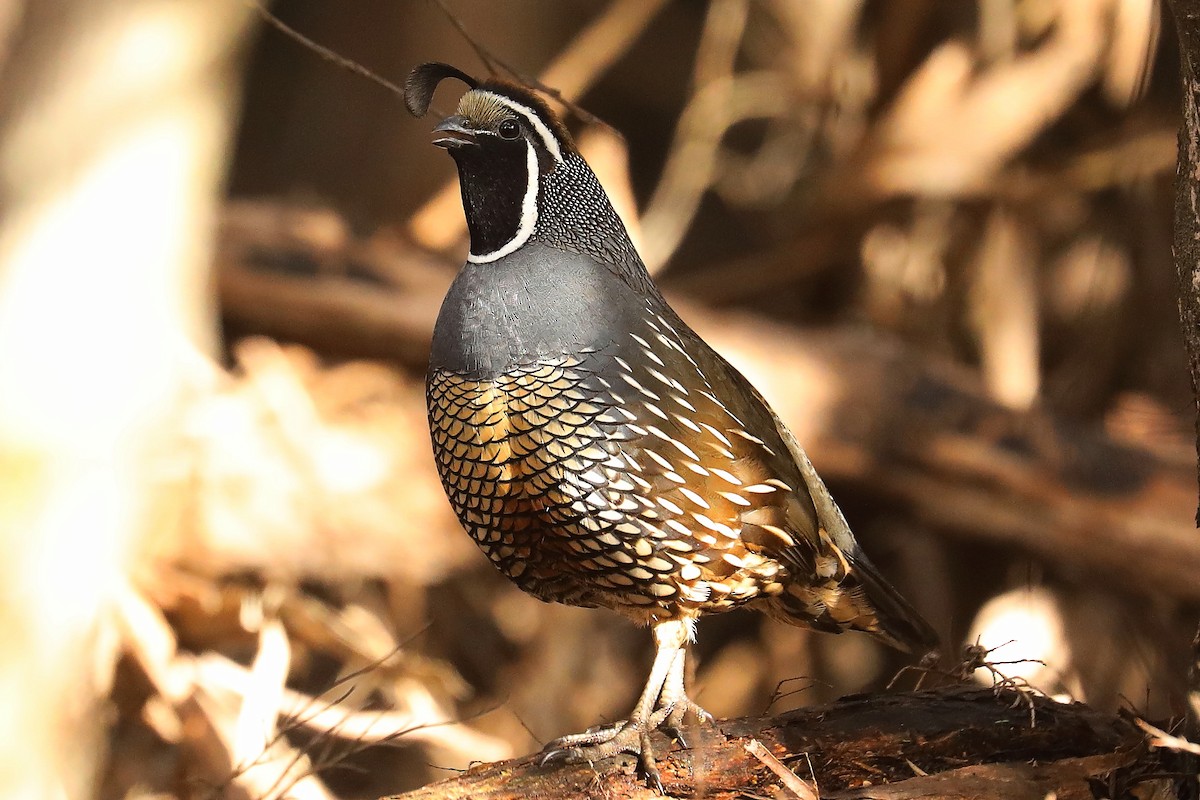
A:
[405, 62, 938, 786]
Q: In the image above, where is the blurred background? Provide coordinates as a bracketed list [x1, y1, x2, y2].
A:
[0, 0, 1196, 798]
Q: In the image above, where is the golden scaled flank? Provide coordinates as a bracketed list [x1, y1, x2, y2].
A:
[427, 345, 877, 632]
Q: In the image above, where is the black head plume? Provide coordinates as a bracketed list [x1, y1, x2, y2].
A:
[405, 62, 480, 118]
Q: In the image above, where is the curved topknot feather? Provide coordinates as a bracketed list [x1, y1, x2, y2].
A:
[404, 62, 479, 117]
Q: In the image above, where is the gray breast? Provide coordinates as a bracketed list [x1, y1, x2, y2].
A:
[430, 243, 649, 376]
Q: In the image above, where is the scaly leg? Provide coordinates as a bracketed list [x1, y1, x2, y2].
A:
[541, 618, 691, 790]
[660, 647, 715, 746]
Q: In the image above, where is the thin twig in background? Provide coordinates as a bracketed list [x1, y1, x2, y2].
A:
[429, 0, 613, 128]
[692, 0, 750, 91]
[195, 654, 513, 760]
[116, 574, 510, 797]
[428, 0, 507, 78]
[638, 0, 752, 271]
[968, 205, 1040, 409]
[248, 1, 408, 99]
[640, 72, 791, 271]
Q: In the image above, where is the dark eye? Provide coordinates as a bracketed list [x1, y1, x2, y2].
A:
[497, 119, 520, 140]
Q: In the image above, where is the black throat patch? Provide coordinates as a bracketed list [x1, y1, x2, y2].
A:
[450, 139, 532, 258]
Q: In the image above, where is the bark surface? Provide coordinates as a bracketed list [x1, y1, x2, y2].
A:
[386, 687, 1146, 800]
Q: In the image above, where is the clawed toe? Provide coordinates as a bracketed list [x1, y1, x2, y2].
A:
[663, 699, 716, 748]
[538, 746, 575, 767]
[543, 719, 626, 754]
[539, 706, 674, 788]
[537, 620, 718, 791]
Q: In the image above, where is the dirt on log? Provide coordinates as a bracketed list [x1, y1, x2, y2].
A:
[385, 687, 1149, 800]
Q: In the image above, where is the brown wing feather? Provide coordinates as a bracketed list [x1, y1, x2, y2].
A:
[694, 337, 940, 654]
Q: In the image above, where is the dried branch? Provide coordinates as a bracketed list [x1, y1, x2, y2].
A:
[386, 687, 1144, 800]
[639, 0, 753, 271]
[832, 0, 1109, 201]
[116, 576, 510, 800]
[1165, 2, 1200, 776]
[1168, 0, 1200, 520]
[744, 738, 818, 800]
[195, 654, 512, 761]
[967, 205, 1040, 408]
[1135, 718, 1200, 757]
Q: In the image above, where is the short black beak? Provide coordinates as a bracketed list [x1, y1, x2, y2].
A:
[432, 115, 478, 149]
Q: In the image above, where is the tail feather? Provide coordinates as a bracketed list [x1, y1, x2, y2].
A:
[843, 549, 939, 655]
[769, 412, 939, 656]
[763, 557, 939, 655]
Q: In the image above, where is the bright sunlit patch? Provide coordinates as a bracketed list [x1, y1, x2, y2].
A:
[111, 9, 192, 86]
[0, 4, 240, 796]
[967, 586, 1069, 695]
[0, 109, 204, 449]
[313, 430, 391, 494]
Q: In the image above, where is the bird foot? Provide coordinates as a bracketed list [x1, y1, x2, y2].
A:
[541, 705, 676, 791]
[662, 698, 715, 748]
[541, 699, 718, 790]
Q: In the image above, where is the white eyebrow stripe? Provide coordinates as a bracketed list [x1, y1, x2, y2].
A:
[486, 93, 563, 163]
[467, 139, 539, 263]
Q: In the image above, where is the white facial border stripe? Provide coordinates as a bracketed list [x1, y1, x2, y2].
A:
[467, 139, 539, 264]
[489, 94, 563, 164]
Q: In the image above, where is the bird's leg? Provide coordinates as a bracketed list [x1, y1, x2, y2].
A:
[541, 618, 690, 789]
[660, 647, 715, 747]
